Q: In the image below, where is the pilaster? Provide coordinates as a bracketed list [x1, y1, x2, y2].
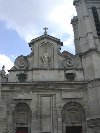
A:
[71, 16, 81, 54]
[57, 107, 62, 133]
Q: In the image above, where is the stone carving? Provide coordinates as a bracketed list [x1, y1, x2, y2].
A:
[39, 41, 53, 68]
[15, 55, 29, 69]
[17, 73, 27, 82]
[41, 51, 51, 65]
[0, 65, 6, 77]
[65, 73, 76, 81]
[0, 66, 8, 82]
[63, 57, 75, 69]
[43, 27, 48, 35]
[62, 51, 78, 69]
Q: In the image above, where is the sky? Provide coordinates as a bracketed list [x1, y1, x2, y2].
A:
[0, 0, 76, 73]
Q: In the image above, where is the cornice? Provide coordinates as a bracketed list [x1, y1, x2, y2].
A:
[1, 81, 87, 86]
[29, 34, 63, 47]
[1, 81, 87, 92]
[87, 78, 100, 88]
[79, 48, 100, 58]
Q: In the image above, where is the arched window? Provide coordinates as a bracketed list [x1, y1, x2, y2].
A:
[92, 7, 100, 36]
[62, 102, 86, 133]
[14, 103, 31, 124]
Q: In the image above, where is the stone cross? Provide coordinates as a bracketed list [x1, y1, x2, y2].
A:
[43, 27, 48, 35]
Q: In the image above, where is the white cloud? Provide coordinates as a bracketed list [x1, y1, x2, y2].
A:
[0, 0, 76, 43]
[62, 36, 75, 54]
[0, 0, 77, 71]
[0, 54, 14, 73]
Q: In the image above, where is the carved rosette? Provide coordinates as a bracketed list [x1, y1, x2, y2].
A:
[15, 55, 29, 69]
[63, 56, 77, 69]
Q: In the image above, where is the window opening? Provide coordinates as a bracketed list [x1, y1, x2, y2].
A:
[92, 7, 100, 36]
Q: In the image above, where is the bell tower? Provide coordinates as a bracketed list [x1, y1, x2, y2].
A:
[72, 0, 100, 54]
[71, 0, 100, 133]
[72, 0, 100, 132]
[72, 0, 100, 80]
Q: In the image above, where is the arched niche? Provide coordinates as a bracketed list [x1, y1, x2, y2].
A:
[38, 42, 54, 68]
[62, 102, 86, 133]
[13, 103, 32, 133]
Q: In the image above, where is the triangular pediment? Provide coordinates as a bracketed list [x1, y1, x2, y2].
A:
[29, 34, 63, 47]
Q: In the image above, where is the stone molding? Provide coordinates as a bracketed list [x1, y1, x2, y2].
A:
[79, 48, 100, 58]
[87, 118, 100, 127]
[29, 34, 63, 47]
[87, 78, 100, 88]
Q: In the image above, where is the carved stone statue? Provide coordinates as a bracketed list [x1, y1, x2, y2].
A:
[0, 65, 6, 77]
[41, 51, 51, 65]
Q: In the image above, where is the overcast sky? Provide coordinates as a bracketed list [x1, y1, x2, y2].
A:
[0, 0, 76, 73]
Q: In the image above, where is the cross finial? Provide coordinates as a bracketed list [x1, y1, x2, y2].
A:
[43, 27, 48, 35]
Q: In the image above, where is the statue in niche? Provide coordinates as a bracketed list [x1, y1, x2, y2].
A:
[41, 50, 51, 65]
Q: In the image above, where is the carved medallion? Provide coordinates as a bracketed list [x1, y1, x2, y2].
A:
[15, 55, 29, 69]
[63, 57, 76, 68]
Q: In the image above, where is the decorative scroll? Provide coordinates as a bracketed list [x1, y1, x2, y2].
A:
[15, 55, 29, 69]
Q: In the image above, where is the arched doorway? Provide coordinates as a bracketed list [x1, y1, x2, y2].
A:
[62, 102, 86, 133]
[13, 103, 32, 133]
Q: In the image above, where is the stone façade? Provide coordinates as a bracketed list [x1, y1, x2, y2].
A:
[0, 0, 100, 133]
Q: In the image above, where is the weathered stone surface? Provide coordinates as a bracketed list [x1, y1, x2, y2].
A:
[0, 1, 100, 133]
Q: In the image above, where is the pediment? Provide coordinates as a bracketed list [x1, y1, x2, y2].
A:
[29, 34, 63, 47]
